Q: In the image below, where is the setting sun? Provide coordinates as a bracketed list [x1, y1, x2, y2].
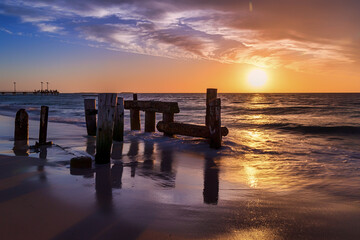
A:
[247, 69, 268, 89]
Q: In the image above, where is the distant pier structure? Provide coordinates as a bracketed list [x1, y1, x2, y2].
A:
[1, 82, 59, 95]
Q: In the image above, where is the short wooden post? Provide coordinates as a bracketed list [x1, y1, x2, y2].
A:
[209, 98, 221, 149]
[113, 97, 124, 141]
[145, 111, 156, 132]
[14, 109, 29, 141]
[95, 93, 117, 164]
[84, 99, 97, 136]
[39, 106, 49, 145]
[130, 93, 141, 130]
[162, 113, 174, 136]
[206, 88, 217, 126]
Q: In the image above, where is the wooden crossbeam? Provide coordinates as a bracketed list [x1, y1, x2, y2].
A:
[124, 100, 180, 113]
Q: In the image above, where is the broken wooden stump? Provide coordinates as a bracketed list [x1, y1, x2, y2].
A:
[208, 98, 222, 149]
[130, 94, 141, 130]
[70, 156, 92, 169]
[95, 93, 117, 164]
[35, 106, 52, 147]
[84, 98, 97, 136]
[113, 97, 124, 141]
[156, 121, 228, 138]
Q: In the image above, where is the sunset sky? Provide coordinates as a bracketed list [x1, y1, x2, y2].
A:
[0, 0, 359, 93]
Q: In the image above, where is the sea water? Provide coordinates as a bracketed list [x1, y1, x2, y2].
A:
[1, 93, 360, 238]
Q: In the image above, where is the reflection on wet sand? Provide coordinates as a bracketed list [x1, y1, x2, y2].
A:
[95, 164, 113, 213]
[128, 139, 139, 177]
[111, 141, 123, 160]
[143, 140, 154, 169]
[111, 163, 123, 189]
[203, 154, 219, 205]
[86, 136, 96, 156]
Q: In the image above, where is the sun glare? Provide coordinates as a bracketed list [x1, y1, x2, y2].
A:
[247, 69, 268, 89]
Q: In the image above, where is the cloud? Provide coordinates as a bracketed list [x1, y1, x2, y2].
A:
[0, 27, 13, 34]
[36, 23, 63, 33]
[0, 0, 359, 73]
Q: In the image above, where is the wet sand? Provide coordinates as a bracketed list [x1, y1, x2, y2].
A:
[1, 115, 360, 239]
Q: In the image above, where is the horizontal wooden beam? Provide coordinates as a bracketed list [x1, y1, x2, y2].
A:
[157, 121, 229, 138]
[124, 101, 180, 113]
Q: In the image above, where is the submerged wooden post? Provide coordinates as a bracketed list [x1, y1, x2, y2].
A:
[38, 106, 51, 145]
[14, 109, 29, 141]
[96, 93, 117, 164]
[209, 98, 221, 149]
[130, 93, 141, 130]
[84, 99, 97, 136]
[206, 88, 217, 126]
[113, 97, 124, 141]
[162, 113, 174, 137]
[145, 111, 156, 132]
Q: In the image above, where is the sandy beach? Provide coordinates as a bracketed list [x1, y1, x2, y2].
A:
[1, 113, 360, 240]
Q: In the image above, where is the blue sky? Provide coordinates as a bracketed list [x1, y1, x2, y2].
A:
[1, 0, 360, 92]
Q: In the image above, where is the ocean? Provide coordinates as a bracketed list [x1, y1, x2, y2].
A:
[1, 92, 360, 192]
[1, 93, 360, 238]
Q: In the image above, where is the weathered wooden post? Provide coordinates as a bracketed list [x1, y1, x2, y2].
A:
[209, 98, 221, 149]
[36, 106, 52, 146]
[84, 99, 97, 136]
[145, 111, 156, 132]
[14, 109, 29, 141]
[95, 93, 117, 164]
[130, 93, 141, 130]
[113, 97, 124, 141]
[14, 109, 29, 156]
[162, 113, 174, 137]
[206, 88, 217, 126]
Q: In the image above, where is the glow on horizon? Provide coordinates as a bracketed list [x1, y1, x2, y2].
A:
[0, 1, 360, 93]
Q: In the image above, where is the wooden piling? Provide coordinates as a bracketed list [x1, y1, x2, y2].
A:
[38, 106, 51, 145]
[209, 98, 221, 149]
[113, 97, 124, 141]
[145, 111, 156, 132]
[14, 109, 29, 141]
[95, 93, 117, 164]
[206, 88, 217, 126]
[130, 93, 141, 130]
[84, 99, 97, 136]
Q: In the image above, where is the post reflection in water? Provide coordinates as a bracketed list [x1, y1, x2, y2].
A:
[111, 163, 123, 189]
[111, 141, 123, 160]
[95, 164, 113, 213]
[86, 136, 96, 156]
[38, 146, 47, 181]
[159, 144, 176, 188]
[203, 154, 219, 205]
[127, 139, 139, 177]
[143, 141, 154, 169]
